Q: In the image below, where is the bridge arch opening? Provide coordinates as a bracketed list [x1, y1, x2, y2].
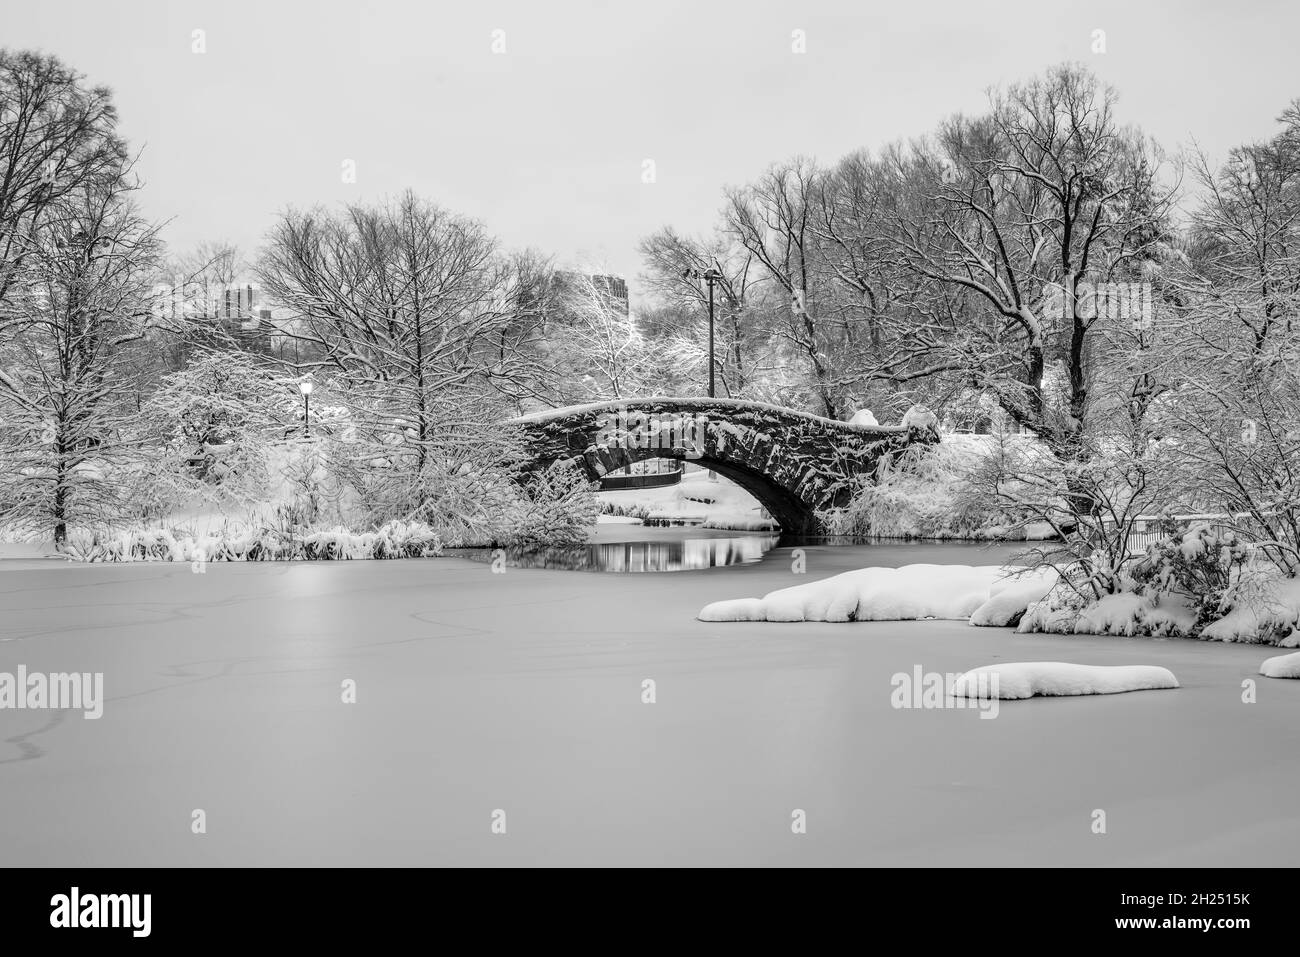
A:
[586, 449, 817, 534]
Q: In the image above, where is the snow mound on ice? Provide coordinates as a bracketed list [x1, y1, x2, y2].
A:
[950, 662, 1179, 699]
[1260, 651, 1300, 678]
[968, 573, 1057, 626]
[697, 564, 1055, 624]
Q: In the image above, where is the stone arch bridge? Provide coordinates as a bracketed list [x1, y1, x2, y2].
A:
[510, 398, 938, 535]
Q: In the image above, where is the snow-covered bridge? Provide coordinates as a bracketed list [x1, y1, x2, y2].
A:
[510, 397, 938, 535]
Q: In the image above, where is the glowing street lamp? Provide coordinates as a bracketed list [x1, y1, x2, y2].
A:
[298, 378, 314, 437]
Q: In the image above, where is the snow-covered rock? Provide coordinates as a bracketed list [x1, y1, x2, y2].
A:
[1260, 651, 1300, 678]
[697, 563, 1054, 624]
[949, 662, 1180, 699]
[901, 404, 939, 434]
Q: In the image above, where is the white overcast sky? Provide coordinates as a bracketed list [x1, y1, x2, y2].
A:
[4, 0, 1297, 295]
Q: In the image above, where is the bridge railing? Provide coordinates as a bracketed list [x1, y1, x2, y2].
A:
[598, 464, 685, 491]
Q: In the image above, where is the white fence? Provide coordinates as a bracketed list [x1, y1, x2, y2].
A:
[1108, 514, 1245, 555]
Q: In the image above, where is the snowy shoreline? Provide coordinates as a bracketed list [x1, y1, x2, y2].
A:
[698, 561, 1300, 648]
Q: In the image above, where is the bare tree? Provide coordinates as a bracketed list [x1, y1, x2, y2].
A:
[725, 157, 849, 416]
[0, 50, 127, 309]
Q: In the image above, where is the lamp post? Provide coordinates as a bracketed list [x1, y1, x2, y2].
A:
[298, 378, 314, 437]
[682, 267, 722, 398]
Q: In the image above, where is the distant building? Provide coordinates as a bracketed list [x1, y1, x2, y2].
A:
[548, 271, 629, 318]
[190, 284, 275, 355]
[155, 280, 284, 368]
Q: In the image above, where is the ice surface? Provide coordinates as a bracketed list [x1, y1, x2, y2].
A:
[0, 548, 1293, 867]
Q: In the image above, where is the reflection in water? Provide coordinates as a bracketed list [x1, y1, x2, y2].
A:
[451, 535, 780, 572]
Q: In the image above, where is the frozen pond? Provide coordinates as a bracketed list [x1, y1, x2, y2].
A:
[448, 525, 780, 572]
[1, 542, 1296, 866]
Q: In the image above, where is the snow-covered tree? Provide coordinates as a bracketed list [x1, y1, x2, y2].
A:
[529, 269, 651, 403]
[136, 351, 298, 512]
[638, 227, 776, 399]
[886, 65, 1174, 457]
[258, 192, 545, 531]
[0, 178, 162, 542]
[1155, 107, 1300, 575]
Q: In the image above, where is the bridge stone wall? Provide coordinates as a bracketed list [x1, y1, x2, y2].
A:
[511, 398, 938, 535]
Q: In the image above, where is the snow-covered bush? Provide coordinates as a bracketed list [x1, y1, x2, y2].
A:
[56, 527, 185, 563]
[1016, 526, 1299, 644]
[498, 460, 599, 548]
[61, 528, 107, 563]
[275, 443, 348, 529]
[323, 396, 531, 546]
[700, 514, 780, 532]
[55, 519, 443, 563]
[819, 436, 1029, 540]
[600, 502, 650, 521]
[370, 520, 442, 559]
[1129, 523, 1252, 626]
[301, 527, 373, 561]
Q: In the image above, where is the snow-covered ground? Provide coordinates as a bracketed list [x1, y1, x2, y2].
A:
[1, 540, 1297, 866]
